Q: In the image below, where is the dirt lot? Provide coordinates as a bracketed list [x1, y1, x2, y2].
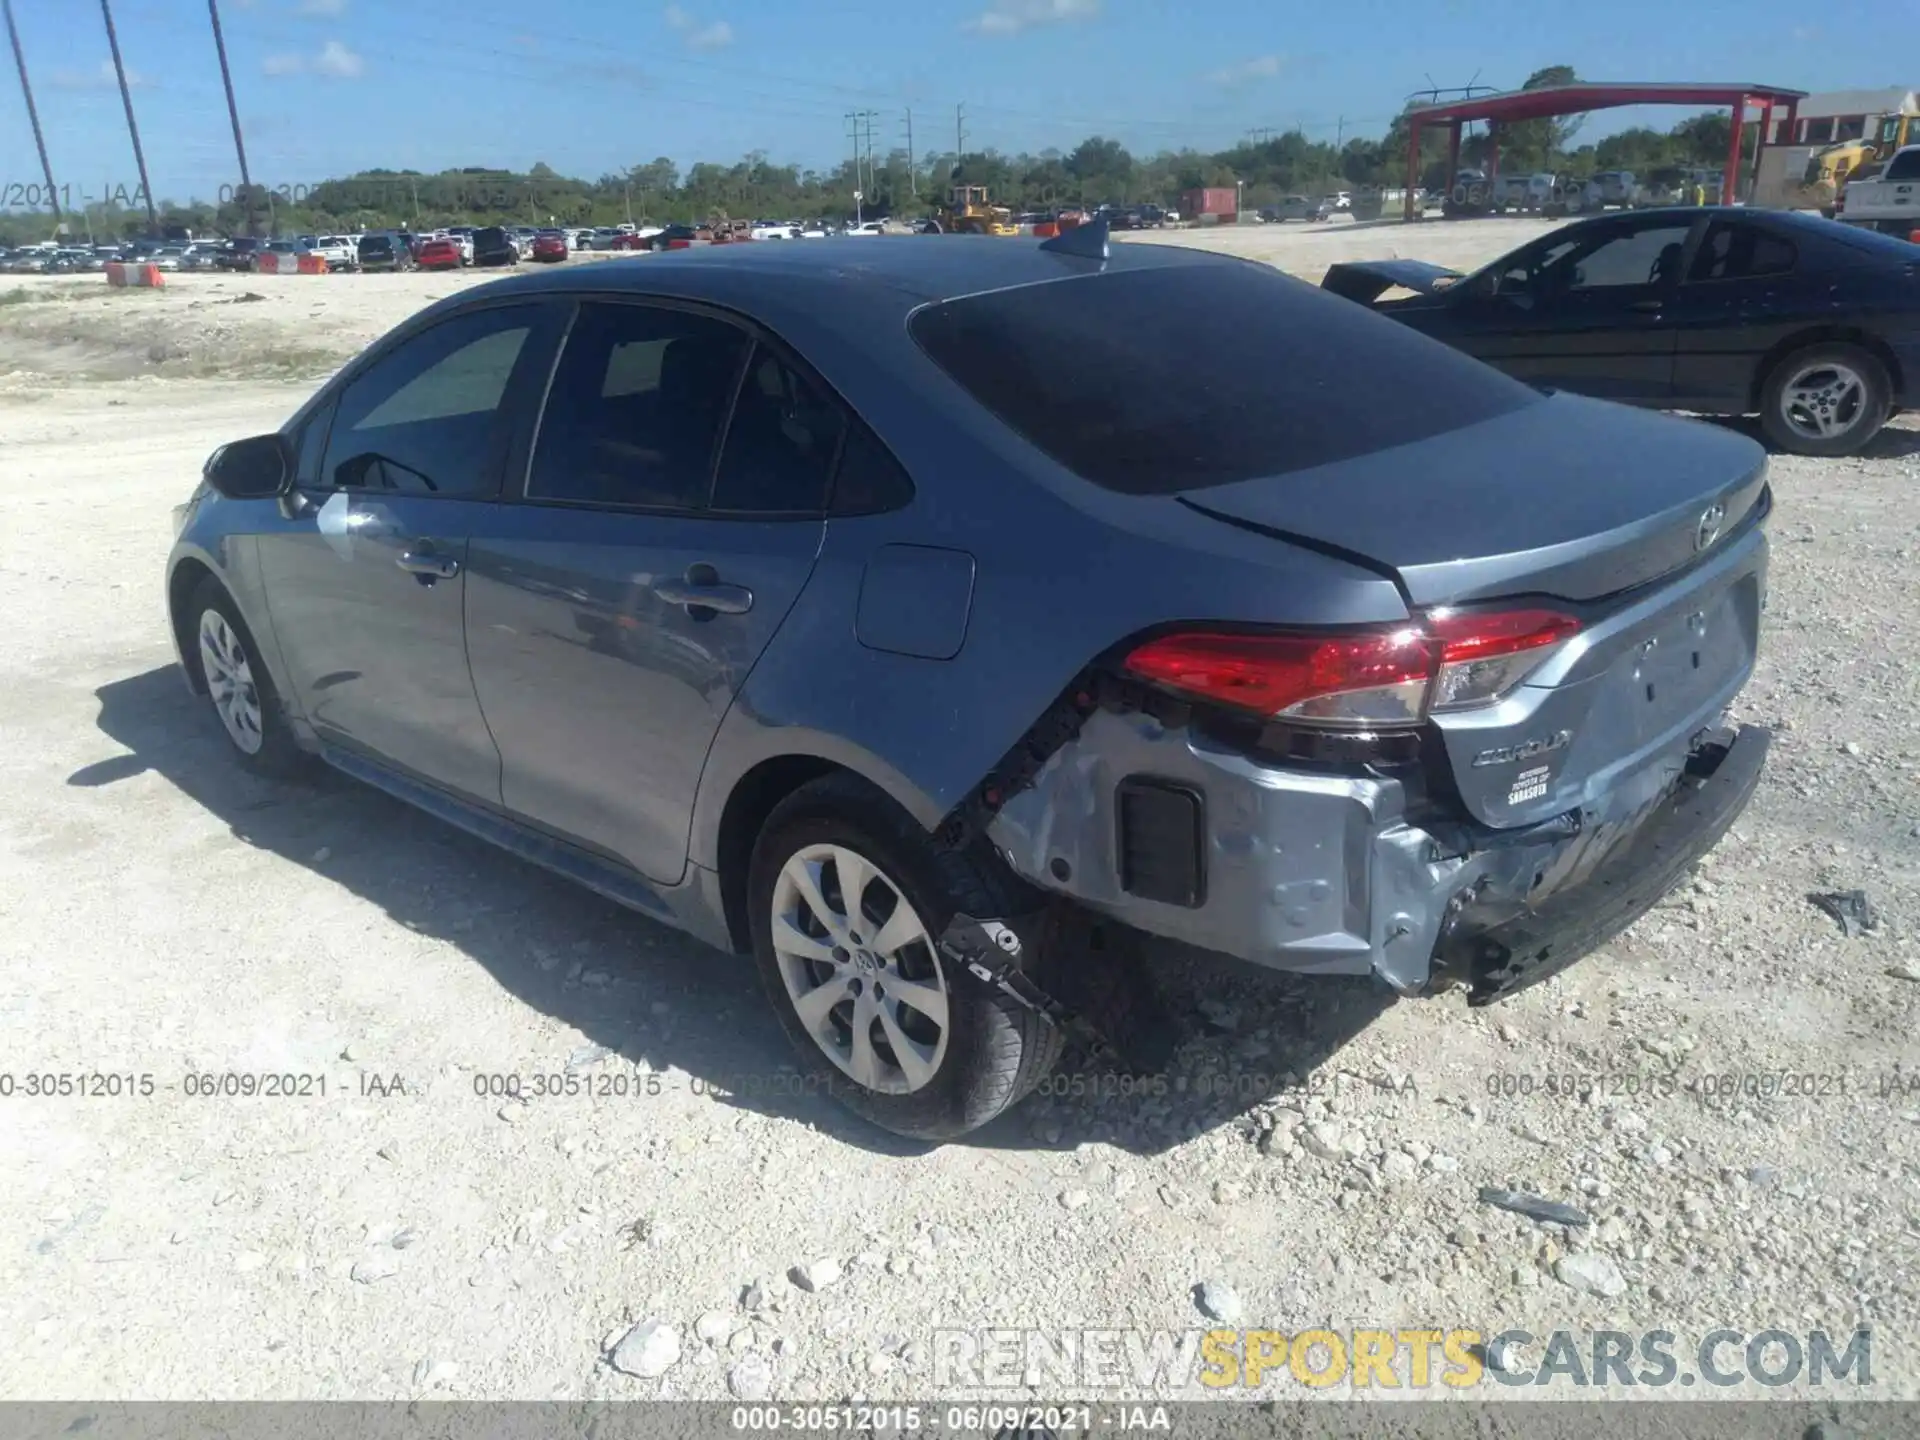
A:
[2, 221, 1918, 1406]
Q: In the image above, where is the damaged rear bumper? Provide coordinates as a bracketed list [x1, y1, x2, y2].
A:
[987, 711, 1770, 1002]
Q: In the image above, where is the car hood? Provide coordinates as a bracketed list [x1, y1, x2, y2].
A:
[1178, 391, 1769, 606]
[1320, 259, 1465, 306]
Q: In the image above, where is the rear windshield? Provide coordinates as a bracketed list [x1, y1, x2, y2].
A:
[358, 236, 392, 251]
[476, 228, 506, 243]
[908, 262, 1537, 495]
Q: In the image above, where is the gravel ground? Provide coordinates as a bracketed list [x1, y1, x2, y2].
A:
[2, 221, 1918, 1406]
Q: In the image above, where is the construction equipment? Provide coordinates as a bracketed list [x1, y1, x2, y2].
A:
[930, 184, 1017, 235]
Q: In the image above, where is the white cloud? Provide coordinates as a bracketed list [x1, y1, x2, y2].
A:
[314, 40, 364, 77]
[665, 5, 732, 48]
[297, 0, 346, 14]
[1203, 53, 1286, 87]
[263, 39, 363, 78]
[964, 0, 1098, 36]
[51, 58, 151, 89]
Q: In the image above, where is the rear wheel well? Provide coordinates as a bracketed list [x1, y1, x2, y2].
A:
[168, 559, 218, 692]
[715, 755, 854, 951]
[1749, 327, 1901, 411]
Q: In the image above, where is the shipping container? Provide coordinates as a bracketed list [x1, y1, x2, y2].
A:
[1180, 186, 1239, 218]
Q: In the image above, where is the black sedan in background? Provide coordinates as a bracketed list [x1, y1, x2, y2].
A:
[1324, 208, 1920, 457]
[472, 226, 520, 267]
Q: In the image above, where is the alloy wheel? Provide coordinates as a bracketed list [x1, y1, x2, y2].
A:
[197, 609, 265, 755]
[1780, 361, 1867, 443]
[769, 843, 949, 1094]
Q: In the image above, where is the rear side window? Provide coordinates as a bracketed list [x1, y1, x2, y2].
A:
[1688, 222, 1797, 283]
[908, 263, 1536, 494]
[528, 301, 749, 510]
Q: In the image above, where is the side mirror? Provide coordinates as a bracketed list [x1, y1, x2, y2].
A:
[203, 433, 294, 500]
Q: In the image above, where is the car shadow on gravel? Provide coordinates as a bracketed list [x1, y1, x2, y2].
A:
[78, 665, 1392, 1158]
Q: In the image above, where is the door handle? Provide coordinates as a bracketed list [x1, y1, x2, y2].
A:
[654, 566, 753, 617]
[1629, 298, 1664, 313]
[397, 550, 460, 580]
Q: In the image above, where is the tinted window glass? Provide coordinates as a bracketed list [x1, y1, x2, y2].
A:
[1688, 222, 1797, 282]
[710, 344, 847, 514]
[830, 421, 915, 515]
[528, 301, 748, 509]
[908, 263, 1536, 495]
[1545, 223, 1692, 290]
[319, 305, 537, 496]
[1885, 149, 1920, 181]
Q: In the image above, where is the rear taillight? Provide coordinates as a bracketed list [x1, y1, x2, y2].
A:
[1124, 607, 1580, 729]
[1427, 607, 1582, 711]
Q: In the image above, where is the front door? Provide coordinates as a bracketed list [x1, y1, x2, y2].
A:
[254, 301, 560, 801]
[465, 300, 842, 884]
[1459, 217, 1695, 403]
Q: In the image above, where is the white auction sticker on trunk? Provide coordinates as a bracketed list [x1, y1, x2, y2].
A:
[1507, 764, 1552, 806]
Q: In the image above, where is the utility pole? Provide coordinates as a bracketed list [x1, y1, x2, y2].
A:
[903, 108, 916, 196]
[1335, 115, 1346, 147]
[1246, 127, 1275, 145]
[98, 0, 157, 233]
[844, 111, 863, 194]
[956, 103, 968, 176]
[3, 0, 59, 226]
[205, 0, 253, 234]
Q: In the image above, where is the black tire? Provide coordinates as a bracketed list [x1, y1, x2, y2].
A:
[1758, 342, 1891, 458]
[186, 576, 305, 778]
[747, 775, 1064, 1140]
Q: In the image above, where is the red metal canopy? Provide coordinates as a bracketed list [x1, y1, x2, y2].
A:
[1400, 80, 1808, 219]
[1404, 81, 1805, 126]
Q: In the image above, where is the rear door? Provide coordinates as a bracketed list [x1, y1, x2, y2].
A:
[464, 299, 842, 884]
[1667, 217, 1804, 410]
[254, 301, 562, 801]
[1456, 215, 1696, 401]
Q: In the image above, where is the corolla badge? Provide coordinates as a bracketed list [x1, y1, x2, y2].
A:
[1695, 502, 1727, 552]
[1471, 730, 1573, 768]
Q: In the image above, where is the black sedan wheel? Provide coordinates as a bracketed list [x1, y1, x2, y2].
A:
[1760, 343, 1891, 458]
[747, 775, 1063, 1140]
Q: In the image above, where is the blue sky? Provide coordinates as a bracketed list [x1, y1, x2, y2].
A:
[1, 0, 1910, 205]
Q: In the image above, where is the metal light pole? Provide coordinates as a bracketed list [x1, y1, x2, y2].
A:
[206, 0, 255, 234]
[98, 0, 158, 233]
[3, 0, 60, 225]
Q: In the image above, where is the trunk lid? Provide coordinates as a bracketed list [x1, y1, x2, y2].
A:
[1179, 391, 1769, 607]
[1181, 392, 1771, 830]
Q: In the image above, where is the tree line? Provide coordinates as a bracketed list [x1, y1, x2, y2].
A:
[0, 64, 1755, 245]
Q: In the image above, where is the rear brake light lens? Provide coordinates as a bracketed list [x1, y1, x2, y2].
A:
[1427, 607, 1581, 711]
[1123, 628, 1433, 728]
[1124, 608, 1580, 728]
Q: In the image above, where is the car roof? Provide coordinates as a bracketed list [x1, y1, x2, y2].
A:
[475, 233, 1243, 309]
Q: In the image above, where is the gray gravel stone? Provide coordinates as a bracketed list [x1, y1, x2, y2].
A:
[610, 1319, 681, 1378]
[727, 1352, 773, 1401]
[1555, 1251, 1627, 1298]
[1195, 1279, 1242, 1323]
[791, 1258, 841, 1292]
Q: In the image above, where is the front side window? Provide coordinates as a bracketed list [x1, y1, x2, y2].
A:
[318, 305, 540, 496]
[1541, 223, 1693, 291]
[527, 301, 749, 510]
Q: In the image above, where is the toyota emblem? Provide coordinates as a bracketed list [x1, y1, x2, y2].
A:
[1694, 502, 1726, 553]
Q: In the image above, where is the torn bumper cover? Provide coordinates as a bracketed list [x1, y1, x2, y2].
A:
[987, 711, 1770, 1004]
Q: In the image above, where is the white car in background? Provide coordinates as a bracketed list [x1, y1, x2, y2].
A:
[750, 222, 800, 240]
[844, 220, 886, 237]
